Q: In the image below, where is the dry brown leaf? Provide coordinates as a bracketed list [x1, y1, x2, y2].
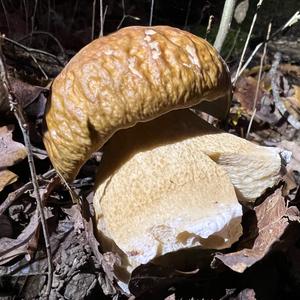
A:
[0, 180, 56, 265]
[10, 78, 45, 110]
[0, 210, 39, 265]
[215, 188, 300, 273]
[0, 125, 27, 191]
[0, 169, 18, 192]
[279, 64, 300, 79]
[293, 85, 300, 101]
[234, 76, 264, 112]
[0, 125, 27, 168]
[234, 0, 249, 24]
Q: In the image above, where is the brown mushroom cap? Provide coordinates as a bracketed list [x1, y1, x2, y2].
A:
[43, 26, 231, 181]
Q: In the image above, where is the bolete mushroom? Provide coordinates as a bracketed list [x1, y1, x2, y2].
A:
[43, 26, 285, 286]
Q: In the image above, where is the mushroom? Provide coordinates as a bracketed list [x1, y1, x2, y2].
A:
[43, 26, 285, 286]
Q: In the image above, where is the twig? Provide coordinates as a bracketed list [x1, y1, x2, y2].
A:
[214, 0, 237, 52]
[0, 169, 56, 216]
[99, 0, 104, 37]
[149, 0, 155, 26]
[1, 0, 11, 33]
[117, 0, 140, 30]
[225, 27, 240, 61]
[270, 52, 300, 130]
[246, 22, 272, 139]
[2, 35, 64, 67]
[22, 0, 29, 35]
[233, 0, 263, 86]
[30, 0, 38, 46]
[0, 44, 53, 299]
[184, 0, 192, 30]
[18, 31, 65, 58]
[205, 15, 214, 40]
[234, 10, 300, 81]
[99, 5, 108, 38]
[91, 0, 96, 40]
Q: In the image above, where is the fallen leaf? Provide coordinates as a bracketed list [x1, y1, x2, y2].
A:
[0, 169, 18, 192]
[0, 125, 27, 168]
[0, 209, 40, 265]
[293, 85, 300, 102]
[0, 125, 27, 191]
[235, 288, 256, 300]
[279, 64, 300, 80]
[0, 180, 55, 265]
[214, 188, 300, 273]
[234, 0, 249, 24]
[10, 78, 46, 110]
[234, 76, 264, 112]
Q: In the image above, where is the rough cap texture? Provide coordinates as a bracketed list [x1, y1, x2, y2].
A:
[43, 26, 231, 181]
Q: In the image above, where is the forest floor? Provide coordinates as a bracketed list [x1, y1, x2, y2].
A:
[1, 2, 300, 299]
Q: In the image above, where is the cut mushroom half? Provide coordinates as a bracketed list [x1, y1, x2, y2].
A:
[93, 109, 286, 283]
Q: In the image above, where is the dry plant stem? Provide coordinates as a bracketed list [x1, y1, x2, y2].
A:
[117, 0, 140, 30]
[270, 52, 300, 130]
[3, 35, 64, 66]
[99, 5, 108, 38]
[0, 0, 10, 33]
[233, 0, 263, 86]
[91, 0, 96, 40]
[23, 0, 29, 35]
[205, 15, 214, 40]
[0, 169, 56, 215]
[149, 0, 154, 26]
[30, 0, 39, 46]
[99, 0, 104, 36]
[18, 31, 65, 58]
[0, 48, 53, 299]
[246, 22, 272, 139]
[236, 10, 300, 80]
[184, 0, 192, 29]
[225, 27, 240, 61]
[214, 0, 237, 52]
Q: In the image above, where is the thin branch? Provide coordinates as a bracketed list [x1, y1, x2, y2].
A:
[99, 5, 108, 38]
[99, 0, 104, 36]
[23, 0, 29, 35]
[214, 0, 237, 52]
[233, 0, 263, 86]
[91, 0, 96, 40]
[246, 22, 272, 139]
[1, 0, 11, 33]
[117, 0, 140, 30]
[30, 0, 38, 46]
[184, 0, 193, 29]
[0, 42, 53, 298]
[0, 169, 55, 215]
[2, 35, 64, 67]
[205, 15, 214, 40]
[149, 0, 154, 26]
[18, 31, 65, 57]
[234, 10, 300, 81]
